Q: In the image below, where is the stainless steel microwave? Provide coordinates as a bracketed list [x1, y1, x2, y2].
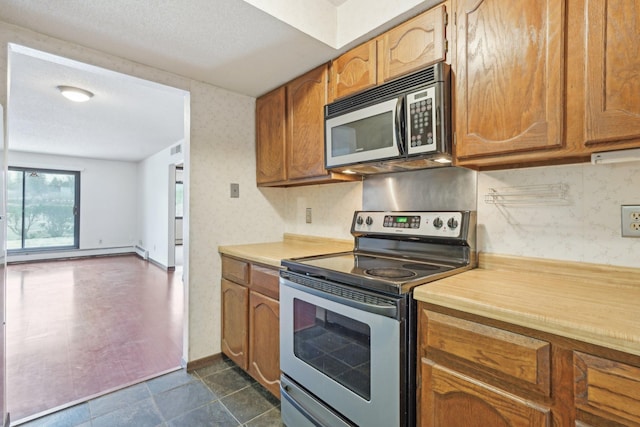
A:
[325, 62, 451, 174]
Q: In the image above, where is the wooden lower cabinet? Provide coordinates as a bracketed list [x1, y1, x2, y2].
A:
[421, 360, 550, 427]
[221, 255, 280, 398]
[417, 303, 640, 426]
[221, 279, 248, 370]
[574, 352, 640, 426]
[249, 291, 280, 397]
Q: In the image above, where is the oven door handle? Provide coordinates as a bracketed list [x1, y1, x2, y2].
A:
[281, 276, 398, 318]
[281, 384, 325, 427]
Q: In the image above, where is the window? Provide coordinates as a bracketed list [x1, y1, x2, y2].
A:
[7, 167, 80, 251]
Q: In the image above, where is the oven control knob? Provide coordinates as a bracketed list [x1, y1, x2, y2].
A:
[356, 216, 364, 225]
[366, 216, 373, 226]
[447, 217, 459, 229]
[432, 217, 443, 229]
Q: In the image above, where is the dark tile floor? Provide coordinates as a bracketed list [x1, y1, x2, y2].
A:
[17, 357, 283, 427]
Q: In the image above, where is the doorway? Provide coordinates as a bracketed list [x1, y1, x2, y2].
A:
[6, 44, 189, 422]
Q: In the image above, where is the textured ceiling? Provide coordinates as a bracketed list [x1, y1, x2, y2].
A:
[0, 0, 339, 97]
[0, 0, 429, 162]
[9, 46, 186, 162]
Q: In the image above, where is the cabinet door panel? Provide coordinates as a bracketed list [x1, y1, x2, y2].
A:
[421, 359, 551, 427]
[425, 311, 550, 396]
[249, 291, 280, 397]
[574, 351, 640, 425]
[221, 279, 248, 370]
[381, 4, 447, 82]
[256, 87, 287, 184]
[330, 40, 377, 100]
[584, 0, 640, 147]
[455, 0, 565, 159]
[287, 64, 329, 180]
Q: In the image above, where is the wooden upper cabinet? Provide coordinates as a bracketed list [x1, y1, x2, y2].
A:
[287, 64, 328, 180]
[331, 3, 449, 101]
[583, 0, 640, 149]
[380, 3, 447, 83]
[455, 0, 565, 161]
[256, 86, 286, 184]
[330, 40, 378, 101]
[255, 64, 357, 186]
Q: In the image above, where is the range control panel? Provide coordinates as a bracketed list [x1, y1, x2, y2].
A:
[352, 211, 465, 238]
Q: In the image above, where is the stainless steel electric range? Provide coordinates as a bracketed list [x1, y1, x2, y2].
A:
[279, 210, 476, 427]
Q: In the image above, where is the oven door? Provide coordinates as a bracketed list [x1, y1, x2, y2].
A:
[280, 275, 401, 427]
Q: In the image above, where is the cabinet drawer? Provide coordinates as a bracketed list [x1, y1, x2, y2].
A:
[574, 351, 640, 425]
[424, 311, 551, 396]
[251, 264, 279, 300]
[221, 256, 249, 285]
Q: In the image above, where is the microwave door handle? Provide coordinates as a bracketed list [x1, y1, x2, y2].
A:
[395, 96, 406, 155]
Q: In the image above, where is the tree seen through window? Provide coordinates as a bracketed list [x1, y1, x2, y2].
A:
[7, 167, 79, 250]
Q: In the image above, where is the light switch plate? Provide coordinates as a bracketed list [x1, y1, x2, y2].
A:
[621, 205, 640, 237]
[306, 208, 312, 223]
[230, 183, 239, 198]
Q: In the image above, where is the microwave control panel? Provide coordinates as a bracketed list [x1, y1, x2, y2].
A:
[406, 87, 436, 154]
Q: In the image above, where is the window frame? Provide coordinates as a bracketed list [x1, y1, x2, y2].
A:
[7, 166, 81, 253]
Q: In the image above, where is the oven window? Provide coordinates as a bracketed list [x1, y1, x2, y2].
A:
[293, 299, 371, 400]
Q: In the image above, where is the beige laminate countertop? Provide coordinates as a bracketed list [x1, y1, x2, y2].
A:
[414, 253, 640, 357]
[218, 233, 353, 268]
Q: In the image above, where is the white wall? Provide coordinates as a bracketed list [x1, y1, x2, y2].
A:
[8, 150, 138, 254]
[137, 142, 184, 267]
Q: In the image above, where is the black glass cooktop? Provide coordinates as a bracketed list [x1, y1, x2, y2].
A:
[282, 252, 459, 294]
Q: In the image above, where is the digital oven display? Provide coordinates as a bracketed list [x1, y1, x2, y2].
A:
[383, 215, 420, 229]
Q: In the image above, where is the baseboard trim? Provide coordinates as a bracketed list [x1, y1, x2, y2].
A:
[186, 353, 224, 372]
[148, 256, 174, 271]
[8, 246, 135, 264]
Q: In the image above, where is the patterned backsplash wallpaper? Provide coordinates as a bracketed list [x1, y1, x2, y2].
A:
[477, 161, 640, 268]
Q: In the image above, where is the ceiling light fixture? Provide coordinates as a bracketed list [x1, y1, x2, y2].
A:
[57, 85, 94, 102]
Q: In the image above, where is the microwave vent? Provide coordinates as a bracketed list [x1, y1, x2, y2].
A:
[327, 63, 446, 117]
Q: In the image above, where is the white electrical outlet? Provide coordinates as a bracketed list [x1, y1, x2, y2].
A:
[621, 205, 640, 237]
